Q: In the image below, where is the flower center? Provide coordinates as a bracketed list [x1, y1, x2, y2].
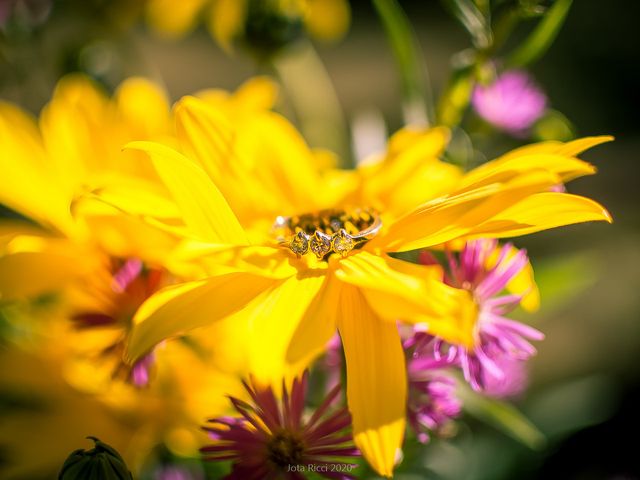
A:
[267, 430, 305, 468]
[273, 208, 381, 259]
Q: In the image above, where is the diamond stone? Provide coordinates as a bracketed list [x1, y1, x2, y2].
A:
[332, 229, 355, 257]
[309, 231, 332, 258]
[290, 231, 309, 256]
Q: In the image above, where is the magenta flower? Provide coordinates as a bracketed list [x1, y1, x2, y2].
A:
[404, 332, 462, 443]
[443, 239, 544, 391]
[201, 372, 359, 479]
[416, 241, 544, 393]
[480, 347, 529, 399]
[472, 70, 547, 134]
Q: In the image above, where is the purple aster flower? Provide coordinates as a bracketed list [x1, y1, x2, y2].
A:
[201, 372, 359, 479]
[404, 332, 462, 443]
[472, 70, 547, 135]
[440, 239, 544, 392]
[480, 346, 529, 399]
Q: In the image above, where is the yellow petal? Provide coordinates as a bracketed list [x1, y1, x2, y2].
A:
[238, 112, 328, 213]
[304, 0, 351, 42]
[126, 141, 248, 245]
[40, 75, 108, 193]
[357, 127, 462, 217]
[174, 96, 280, 223]
[554, 135, 614, 156]
[174, 95, 234, 182]
[231, 76, 279, 111]
[337, 286, 406, 477]
[125, 272, 275, 363]
[114, 77, 170, 138]
[466, 192, 612, 238]
[205, 0, 246, 49]
[458, 153, 597, 191]
[0, 102, 74, 235]
[146, 0, 209, 37]
[335, 252, 477, 347]
[495, 135, 613, 161]
[83, 174, 179, 219]
[242, 271, 328, 385]
[0, 236, 96, 300]
[371, 170, 560, 253]
[168, 243, 299, 280]
[285, 274, 340, 371]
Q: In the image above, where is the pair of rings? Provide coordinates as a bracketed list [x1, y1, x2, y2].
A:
[273, 209, 382, 259]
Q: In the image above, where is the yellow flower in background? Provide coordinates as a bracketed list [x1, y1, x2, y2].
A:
[0, 74, 178, 378]
[0, 76, 276, 478]
[109, 94, 611, 476]
[0, 315, 248, 478]
[146, 0, 350, 54]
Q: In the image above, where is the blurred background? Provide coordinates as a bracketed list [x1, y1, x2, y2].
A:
[1, 0, 639, 478]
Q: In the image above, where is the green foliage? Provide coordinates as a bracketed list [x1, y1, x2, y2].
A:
[457, 383, 546, 450]
[507, 0, 573, 67]
[373, 0, 432, 123]
[441, 0, 493, 49]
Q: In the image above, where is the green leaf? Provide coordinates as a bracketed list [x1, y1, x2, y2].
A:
[507, 0, 573, 67]
[457, 383, 546, 450]
[441, 0, 492, 49]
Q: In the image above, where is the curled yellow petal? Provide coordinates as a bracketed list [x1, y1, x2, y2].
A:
[371, 170, 560, 253]
[335, 252, 477, 347]
[467, 192, 613, 238]
[458, 153, 597, 191]
[337, 286, 406, 477]
[126, 141, 248, 245]
[125, 272, 275, 363]
[285, 274, 340, 370]
[242, 271, 327, 386]
[492, 135, 613, 161]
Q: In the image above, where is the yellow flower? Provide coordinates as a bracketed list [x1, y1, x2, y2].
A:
[0, 315, 248, 478]
[0, 77, 274, 476]
[115, 95, 611, 476]
[146, 0, 350, 52]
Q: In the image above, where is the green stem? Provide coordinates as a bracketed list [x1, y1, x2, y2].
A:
[372, 0, 433, 126]
[273, 41, 350, 164]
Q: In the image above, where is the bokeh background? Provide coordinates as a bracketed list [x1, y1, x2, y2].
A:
[1, 0, 639, 478]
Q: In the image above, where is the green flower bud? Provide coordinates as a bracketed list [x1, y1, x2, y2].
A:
[58, 437, 133, 480]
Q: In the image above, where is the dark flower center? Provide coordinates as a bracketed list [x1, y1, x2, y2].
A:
[286, 208, 376, 237]
[267, 430, 305, 468]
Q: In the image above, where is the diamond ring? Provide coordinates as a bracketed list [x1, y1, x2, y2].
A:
[273, 208, 382, 259]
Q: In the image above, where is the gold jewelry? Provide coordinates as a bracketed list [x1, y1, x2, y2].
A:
[273, 208, 382, 259]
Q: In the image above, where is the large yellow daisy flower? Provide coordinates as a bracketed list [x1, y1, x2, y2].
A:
[117, 95, 611, 476]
